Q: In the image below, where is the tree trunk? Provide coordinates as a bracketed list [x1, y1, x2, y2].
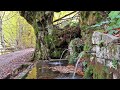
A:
[19, 11, 54, 60]
[0, 18, 5, 54]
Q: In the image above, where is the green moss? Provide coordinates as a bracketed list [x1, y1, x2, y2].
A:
[96, 29, 105, 33]
[92, 65, 111, 79]
[68, 38, 84, 64]
[69, 52, 79, 64]
[84, 61, 111, 79]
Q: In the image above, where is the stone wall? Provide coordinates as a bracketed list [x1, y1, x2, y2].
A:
[92, 31, 120, 60]
[92, 31, 120, 78]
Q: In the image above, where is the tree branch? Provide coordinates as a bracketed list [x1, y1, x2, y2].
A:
[53, 11, 77, 23]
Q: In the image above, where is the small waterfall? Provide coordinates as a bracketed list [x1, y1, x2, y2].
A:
[72, 57, 80, 79]
[72, 51, 84, 79]
[59, 49, 69, 66]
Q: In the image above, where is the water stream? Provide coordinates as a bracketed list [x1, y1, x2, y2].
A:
[59, 49, 69, 66]
[72, 57, 81, 79]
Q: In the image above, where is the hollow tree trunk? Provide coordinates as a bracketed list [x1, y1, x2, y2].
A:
[20, 11, 54, 60]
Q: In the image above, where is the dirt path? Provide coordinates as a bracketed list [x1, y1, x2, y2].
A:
[0, 48, 35, 79]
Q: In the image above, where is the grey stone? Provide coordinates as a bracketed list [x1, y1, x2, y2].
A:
[92, 31, 102, 44]
[106, 60, 113, 68]
[92, 31, 120, 61]
[92, 31, 120, 45]
[96, 58, 105, 65]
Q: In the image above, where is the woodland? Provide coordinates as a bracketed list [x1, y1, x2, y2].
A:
[0, 11, 120, 79]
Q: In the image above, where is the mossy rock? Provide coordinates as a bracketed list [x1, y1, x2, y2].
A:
[68, 38, 84, 64]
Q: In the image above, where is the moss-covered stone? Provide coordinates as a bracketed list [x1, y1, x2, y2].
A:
[68, 38, 84, 64]
[45, 24, 82, 59]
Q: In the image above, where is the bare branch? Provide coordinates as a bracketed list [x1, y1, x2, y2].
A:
[53, 11, 77, 23]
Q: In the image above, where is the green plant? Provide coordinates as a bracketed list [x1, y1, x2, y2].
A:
[69, 52, 78, 64]
[84, 60, 111, 79]
[83, 65, 93, 79]
[51, 50, 61, 58]
[82, 61, 88, 71]
[91, 11, 120, 35]
[106, 11, 120, 34]
[83, 61, 87, 66]
[69, 51, 85, 65]
[93, 65, 106, 79]
[112, 58, 118, 69]
[70, 22, 79, 27]
[68, 38, 84, 64]
[83, 43, 91, 52]
[78, 51, 85, 58]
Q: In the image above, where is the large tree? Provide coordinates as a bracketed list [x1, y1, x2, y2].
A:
[19, 11, 54, 60]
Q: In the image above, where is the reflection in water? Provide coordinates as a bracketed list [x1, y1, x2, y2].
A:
[25, 61, 83, 79]
[26, 61, 60, 79]
[26, 67, 37, 79]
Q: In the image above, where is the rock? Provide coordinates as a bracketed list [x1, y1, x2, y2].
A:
[68, 38, 84, 64]
[96, 58, 105, 65]
[92, 31, 120, 61]
[68, 38, 84, 55]
[105, 60, 112, 68]
[92, 31, 120, 45]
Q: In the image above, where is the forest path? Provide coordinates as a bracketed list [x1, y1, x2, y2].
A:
[0, 48, 35, 79]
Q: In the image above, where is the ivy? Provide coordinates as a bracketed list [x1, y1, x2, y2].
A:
[107, 11, 120, 31]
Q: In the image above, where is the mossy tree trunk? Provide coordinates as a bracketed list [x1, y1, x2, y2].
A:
[20, 11, 54, 60]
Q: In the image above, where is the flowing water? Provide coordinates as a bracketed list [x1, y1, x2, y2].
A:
[59, 49, 69, 66]
[72, 57, 81, 79]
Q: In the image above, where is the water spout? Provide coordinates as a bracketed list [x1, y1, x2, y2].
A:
[72, 51, 84, 79]
[59, 49, 69, 66]
[72, 57, 80, 79]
